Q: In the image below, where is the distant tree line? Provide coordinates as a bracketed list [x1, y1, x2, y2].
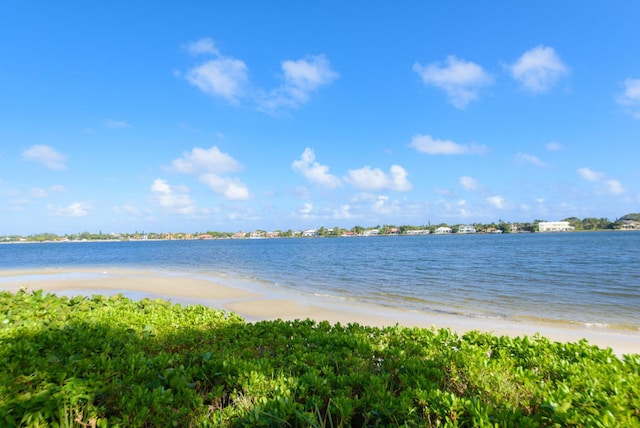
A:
[2, 213, 638, 243]
[562, 217, 615, 231]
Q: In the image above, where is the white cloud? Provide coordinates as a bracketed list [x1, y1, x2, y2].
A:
[577, 167, 626, 195]
[300, 202, 313, 214]
[297, 202, 314, 219]
[487, 195, 506, 209]
[183, 39, 337, 112]
[151, 178, 196, 214]
[455, 199, 471, 217]
[605, 179, 625, 195]
[546, 142, 563, 151]
[50, 202, 91, 217]
[199, 173, 250, 200]
[413, 55, 493, 108]
[617, 78, 640, 118]
[508, 45, 569, 93]
[459, 176, 478, 190]
[186, 57, 249, 103]
[577, 167, 605, 182]
[332, 205, 352, 219]
[282, 55, 339, 101]
[259, 54, 338, 112]
[104, 119, 131, 128]
[410, 134, 488, 155]
[345, 165, 412, 192]
[171, 146, 242, 175]
[291, 148, 341, 188]
[49, 185, 65, 192]
[169, 146, 249, 201]
[185, 37, 219, 56]
[22, 145, 66, 170]
[515, 152, 548, 167]
[434, 198, 471, 218]
[372, 195, 401, 215]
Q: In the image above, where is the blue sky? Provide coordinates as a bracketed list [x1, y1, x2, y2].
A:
[1, 2, 639, 235]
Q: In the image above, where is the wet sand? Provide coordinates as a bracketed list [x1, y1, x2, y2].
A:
[2, 268, 638, 357]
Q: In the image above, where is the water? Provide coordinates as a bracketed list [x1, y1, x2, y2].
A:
[1, 232, 639, 330]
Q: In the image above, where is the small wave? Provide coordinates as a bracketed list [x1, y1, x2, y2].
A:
[313, 292, 349, 301]
[583, 322, 610, 328]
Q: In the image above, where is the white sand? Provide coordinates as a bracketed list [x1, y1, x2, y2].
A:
[2, 268, 638, 356]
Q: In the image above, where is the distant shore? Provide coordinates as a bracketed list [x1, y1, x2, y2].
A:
[1, 268, 638, 357]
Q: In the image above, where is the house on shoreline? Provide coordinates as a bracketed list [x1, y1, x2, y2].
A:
[620, 220, 640, 230]
[434, 226, 452, 235]
[458, 225, 476, 234]
[405, 229, 430, 235]
[362, 229, 380, 237]
[538, 221, 575, 232]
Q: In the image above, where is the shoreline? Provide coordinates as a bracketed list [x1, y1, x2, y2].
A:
[1, 268, 639, 357]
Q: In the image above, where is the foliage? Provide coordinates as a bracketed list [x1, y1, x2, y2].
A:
[1, 290, 639, 427]
[6, 213, 640, 243]
[620, 213, 640, 222]
[563, 217, 615, 230]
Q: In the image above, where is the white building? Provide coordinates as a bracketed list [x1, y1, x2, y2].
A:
[620, 221, 640, 230]
[538, 221, 575, 232]
[434, 226, 452, 235]
[406, 229, 430, 235]
[457, 225, 476, 234]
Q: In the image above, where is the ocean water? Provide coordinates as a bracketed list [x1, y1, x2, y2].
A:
[1, 232, 639, 330]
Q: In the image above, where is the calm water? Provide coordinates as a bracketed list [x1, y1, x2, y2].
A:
[1, 232, 639, 330]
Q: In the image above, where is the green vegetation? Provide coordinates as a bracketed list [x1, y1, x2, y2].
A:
[562, 217, 616, 231]
[3, 213, 639, 243]
[621, 213, 640, 222]
[2, 290, 639, 427]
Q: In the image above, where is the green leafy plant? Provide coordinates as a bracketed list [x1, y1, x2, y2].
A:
[1, 290, 639, 427]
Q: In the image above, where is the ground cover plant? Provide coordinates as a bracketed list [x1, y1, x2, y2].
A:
[1, 290, 639, 427]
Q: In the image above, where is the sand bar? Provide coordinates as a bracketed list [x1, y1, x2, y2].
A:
[2, 268, 639, 357]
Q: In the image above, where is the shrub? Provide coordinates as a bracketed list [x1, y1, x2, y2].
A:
[1, 290, 639, 427]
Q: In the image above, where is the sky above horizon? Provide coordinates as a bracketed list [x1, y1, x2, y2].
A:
[1, 2, 639, 235]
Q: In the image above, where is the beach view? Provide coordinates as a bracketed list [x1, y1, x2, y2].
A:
[2, 2, 640, 426]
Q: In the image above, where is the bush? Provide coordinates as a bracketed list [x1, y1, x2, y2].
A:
[1, 290, 639, 427]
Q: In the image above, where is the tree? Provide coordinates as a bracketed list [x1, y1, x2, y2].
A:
[351, 226, 364, 235]
[563, 217, 582, 230]
[598, 218, 614, 229]
[497, 220, 510, 233]
[620, 213, 640, 221]
[281, 229, 294, 238]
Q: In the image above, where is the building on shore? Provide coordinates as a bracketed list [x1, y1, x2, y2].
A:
[302, 229, 318, 237]
[434, 226, 452, 235]
[406, 229, 430, 235]
[362, 229, 380, 236]
[538, 221, 575, 232]
[458, 225, 476, 234]
[620, 220, 640, 230]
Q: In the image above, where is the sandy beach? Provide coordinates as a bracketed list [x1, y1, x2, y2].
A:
[2, 268, 639, 357]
